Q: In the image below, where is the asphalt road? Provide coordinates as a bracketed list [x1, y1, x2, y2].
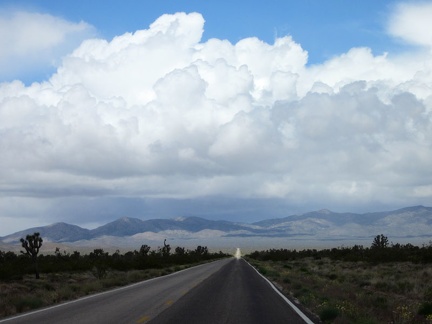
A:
[1, 258, 314, 324]
[149, 258, 312, 324]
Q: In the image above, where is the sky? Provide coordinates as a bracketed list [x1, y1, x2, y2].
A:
[1, 1, 432, 235]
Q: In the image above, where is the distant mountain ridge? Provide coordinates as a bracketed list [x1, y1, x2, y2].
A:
[1, 206, 432, 245]
[0, 216, 259, 244]
[89, 216, 250, 238]
[252, 206, 432, 227]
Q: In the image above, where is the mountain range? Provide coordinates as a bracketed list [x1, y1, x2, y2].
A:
[1, 206, 432, 250]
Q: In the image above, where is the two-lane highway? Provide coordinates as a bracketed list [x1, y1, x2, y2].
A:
[1, 257, 314, 323]
[149, 258, 312, 324]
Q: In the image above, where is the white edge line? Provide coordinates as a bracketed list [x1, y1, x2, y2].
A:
[0, 259, 228, 323]
[244, 259, 315, 324]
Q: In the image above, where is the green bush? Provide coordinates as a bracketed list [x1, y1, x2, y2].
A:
[319, 306, 339, 322]
[374, 281, 390, 291]
[418, 302, 432, 316]
[91, 264, 108, 280]
[396, 281, 414, 294]
[12, 296, 44, 312]
[101, 276, 125, 288]
[374, 296, 388, 309]
[56, 286, 75, 301]
[81, 281, 102, 295]
[424, 287, 432, 301]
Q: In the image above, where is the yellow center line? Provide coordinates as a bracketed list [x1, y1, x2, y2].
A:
[136, 315, 150, 323]
[136, 299, 175, 323]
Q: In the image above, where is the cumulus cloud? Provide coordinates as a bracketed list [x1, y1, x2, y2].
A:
[0, 10, 95, 81]
[1, 8, 432, 233]
[388, 2, 432, 47]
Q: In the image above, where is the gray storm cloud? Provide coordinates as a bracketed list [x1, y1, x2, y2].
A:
[0, 9, 432, 233]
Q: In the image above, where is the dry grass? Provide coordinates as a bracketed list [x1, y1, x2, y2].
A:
[246, 257, 432, 323]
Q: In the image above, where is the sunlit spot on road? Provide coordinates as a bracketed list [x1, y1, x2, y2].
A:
[234, 248, 241, 259]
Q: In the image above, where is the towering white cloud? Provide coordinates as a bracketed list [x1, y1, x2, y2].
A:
[1, 8, 432, 232]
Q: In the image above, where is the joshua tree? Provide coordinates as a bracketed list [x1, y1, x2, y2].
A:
[161, 239, 171, 257]
[89, 248, 108, 279]
[139, 244, 151, 256]
[175, 246, 186, 255]
[371, 234, 389, 249]
[20, 232, 43, 279]
[194, 245, 208, 256]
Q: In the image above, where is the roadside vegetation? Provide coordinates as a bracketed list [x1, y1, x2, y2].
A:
[3, 232, 432, 323]
[0, 234, 228, 319]
[246, 235, 432, 323]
